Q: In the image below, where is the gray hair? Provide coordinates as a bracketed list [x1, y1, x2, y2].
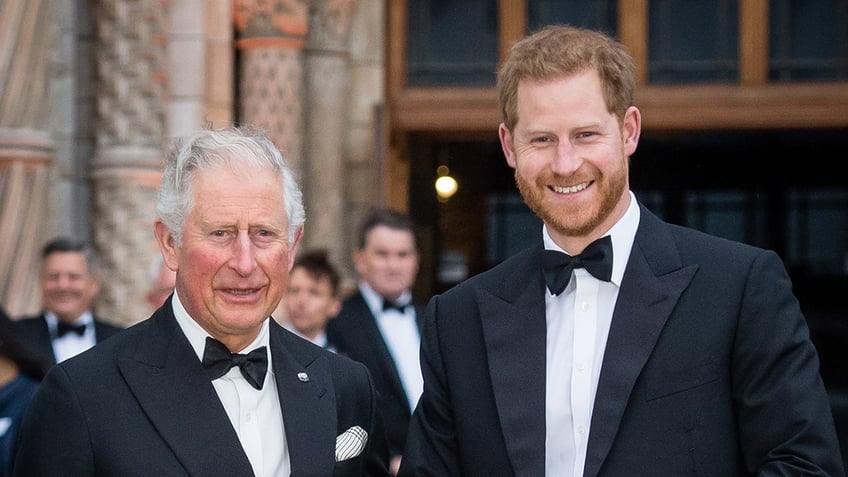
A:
[156, 126, 305, 245]
[41, 237, 102, 280]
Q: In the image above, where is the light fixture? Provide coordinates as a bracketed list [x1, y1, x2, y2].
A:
[435, 165, 458, 201]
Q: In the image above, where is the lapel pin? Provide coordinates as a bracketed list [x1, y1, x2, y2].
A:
[297, 372, 309, 382]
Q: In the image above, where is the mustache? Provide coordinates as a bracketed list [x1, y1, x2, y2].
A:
[46, 290, 83, 298]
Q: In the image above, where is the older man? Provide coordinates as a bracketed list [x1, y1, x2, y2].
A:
[14, 127, 390, 476]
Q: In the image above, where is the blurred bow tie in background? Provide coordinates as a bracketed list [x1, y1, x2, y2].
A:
[56, 322, 87, 337]
[382, 299, 410, 313]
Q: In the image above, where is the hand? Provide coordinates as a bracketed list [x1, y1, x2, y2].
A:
[390, 454, 402, 476]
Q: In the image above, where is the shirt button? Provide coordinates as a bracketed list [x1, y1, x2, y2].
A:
[576, 362, 585, 372]
[578, 425, 587, 436]
[580, 301, 590, 311]
[245, 412, 253, 422]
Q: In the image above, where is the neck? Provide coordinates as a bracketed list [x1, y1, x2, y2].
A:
[0, 359, 20, 387]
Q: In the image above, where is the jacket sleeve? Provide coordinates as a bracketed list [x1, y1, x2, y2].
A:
[398, 296, 462, 477]
[733, 250, 844, 475]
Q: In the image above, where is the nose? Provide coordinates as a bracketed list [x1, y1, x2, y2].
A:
[230, 234, 258, 276]
[550, 140, 582, 176]
[290, 290, 306, 306]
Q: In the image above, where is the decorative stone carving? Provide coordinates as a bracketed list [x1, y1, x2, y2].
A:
[91, 0, 167, 326]
[234, 0, 309, 184]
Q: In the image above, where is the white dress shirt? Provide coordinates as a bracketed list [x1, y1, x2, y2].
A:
[360, 282, 424, 412]
[172, 291, 289, 477]
[46, 311, 96, 363]
[282, 324, 337, 353]
[544, 192, 640, 477]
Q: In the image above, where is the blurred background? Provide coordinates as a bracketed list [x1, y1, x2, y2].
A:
[0, 0, 846, 462]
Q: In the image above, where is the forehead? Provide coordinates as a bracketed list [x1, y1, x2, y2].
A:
[42, 252, 89, 274]
[517, 71, 603, 107]
[365, 226, 416, 251]
[190, 163, 286, 222]
[289, 267, 332, 287]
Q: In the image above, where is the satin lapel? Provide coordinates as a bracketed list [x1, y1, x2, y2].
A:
[271, 323, 336, 477]
[35, 315, 58, 366]
[354, 296, 408, 403]
[479, 245, 547, 476]
[583, 208, 697, 477]
[117, 309, 254, 476]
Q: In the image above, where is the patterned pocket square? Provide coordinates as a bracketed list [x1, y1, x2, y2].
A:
[335, 425, 368, 462]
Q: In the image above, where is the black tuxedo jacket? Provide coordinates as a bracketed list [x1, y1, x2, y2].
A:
[400, 204, 843, 476]
[13, 301, 390, 476]
[327, 292, 424, 457]
[12, 313, 122, 377]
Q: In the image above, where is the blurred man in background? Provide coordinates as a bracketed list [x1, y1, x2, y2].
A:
[13, 237, 122, 377]
[328, 208, 424, 474]
[281, 249, 342, 352]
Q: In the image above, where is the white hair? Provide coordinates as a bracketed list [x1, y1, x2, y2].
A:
[156, 126, 305, 245]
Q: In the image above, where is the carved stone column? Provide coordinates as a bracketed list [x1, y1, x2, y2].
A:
[0, 0, 56, 316]
[91, 0, 168, 326]
[303, 0, 357, 266]
[234, 0, 308, 178]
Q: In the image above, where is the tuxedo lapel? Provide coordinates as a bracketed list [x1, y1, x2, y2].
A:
[353, 295, 408, 403]
[270, 323, 337, 477]
[583, 207, 697, 477]
[479, 245, 547, 476]
[117, 308, 254, 476]
[9, 314, 61, 375]
[33, 314, 58, 366]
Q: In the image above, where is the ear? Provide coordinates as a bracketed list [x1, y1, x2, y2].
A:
[89, 275, 102, 295]
[327, 297, 342, 319]
[287, 225, 304, 271]
[154, 221, 179, 272]
[622, 106, 641, 157]
[498, 123, 518, 169]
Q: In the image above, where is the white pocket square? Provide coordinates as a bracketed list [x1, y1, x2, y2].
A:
[335, 425, 368, 462]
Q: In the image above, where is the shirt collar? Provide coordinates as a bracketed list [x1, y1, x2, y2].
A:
[44, 310, 94, 332]
[542, 190, 640, 286]
[359, 281, 412, 316]
[170, 289, 271, 366]
[282, 323, 329, 348]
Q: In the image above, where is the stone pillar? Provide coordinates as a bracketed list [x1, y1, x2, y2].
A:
[303, 0, 357, 265]
[91, 0, 168, 326]
[234, 0, 308, 178]
[0, 0, 56, 316]
[341, 0, 385, 285]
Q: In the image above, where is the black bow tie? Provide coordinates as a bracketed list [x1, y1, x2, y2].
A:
[202, 337, 268, 390]
[543, 235, 613, 296]
[56, 322, 87, 337]
[382, 299, 409, 313]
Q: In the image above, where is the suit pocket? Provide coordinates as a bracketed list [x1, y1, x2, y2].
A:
[644, 359, 720, 401]
[332, 456, 361, 476]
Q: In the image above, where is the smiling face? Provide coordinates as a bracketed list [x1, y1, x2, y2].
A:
[498, 69, 640, 252]
[155, 161, 302, 351]
[40, 252, 100, 324]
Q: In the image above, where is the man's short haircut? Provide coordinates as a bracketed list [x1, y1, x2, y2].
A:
[292, 249, 340, 296]
[41, 237, 101, 279]
[356, 208, 416, 250]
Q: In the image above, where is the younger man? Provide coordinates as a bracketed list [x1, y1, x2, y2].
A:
[281, 250, 342, 352]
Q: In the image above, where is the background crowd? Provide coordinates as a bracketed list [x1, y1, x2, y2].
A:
[0, 22, 844, 477]
[0, 192, 423, 476]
